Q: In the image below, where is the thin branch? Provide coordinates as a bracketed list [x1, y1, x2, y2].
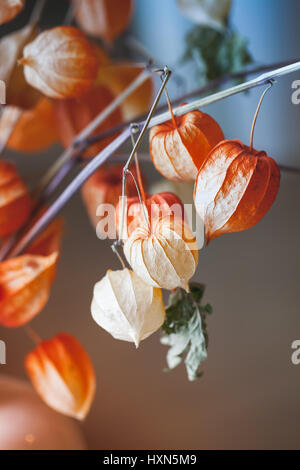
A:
[6, 60, 300, 257]
[64, 0, 82, 25]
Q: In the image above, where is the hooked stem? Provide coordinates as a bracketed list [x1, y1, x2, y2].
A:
[250, 80, 274, 151]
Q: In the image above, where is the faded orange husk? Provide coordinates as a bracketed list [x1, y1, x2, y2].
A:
[150, 107, 224, 182]
[116, 192, 185, 239]
[26, 217, 64, 257]
[20, 26, 100, 99]
[0, 253, 58, 327]
[55, 84, 122, 158]
[97, 63, 154, 121]
[6, 98, 59, 152]
[194, 139, 281, 243]
[82, 164, 142, 234]
[0, 0, 25, 25]
[25, 333, 96, 420]
[74, 0, 133, 43]
[0, 160, 32, 237]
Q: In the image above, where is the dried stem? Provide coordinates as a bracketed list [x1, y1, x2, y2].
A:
[64, 0, 82, 25]
[24, 325, 42, 345]
[250, 80, 274, 151]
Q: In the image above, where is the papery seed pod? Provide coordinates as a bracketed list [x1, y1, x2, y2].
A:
[97, 63, 154, 121]
[124, 217, 198, 292]
[116, 192, 185, 239]
[91, 268, 165, 347]
[25, 333, 96, 420]
[0, 0, 25, 26]
[26, 217, 64, 257]
[81, 164, 141, 236]
[0, 253, 58, 327]
[55, 84, 122, 158]
[194, 139, 281, 243]
[0, 160, 32, 237]
[6, 98, 59, 153]
[150, 108, 224, 182]
[0, 25, 40, 109]
[177, 0, 231, 30]
[74, 0, 133, 43]
[20, 26, 99, 99]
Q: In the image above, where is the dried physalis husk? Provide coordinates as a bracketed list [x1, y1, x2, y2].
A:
[26, 217, 64, 257]
[55, 84, 122, 158]
[74, 0, 133, 43]
[116, 192, 185, 239]
[81, 164, 141, 236]
[194, 139, 281, 243]
[0, 0, 25, 25]
[6, 98, 59, 152]
[0, 252, 58, 327]
[150, 107, 224, 181]
[0, 24, 40, 109]
[91, 268, 165, 347]
[124, 217, 198, 292]
[20, 26, 99, 99]
[97, 63, 154, 121]
[0, 160, 32, 237]
[25, 333, 96, 420]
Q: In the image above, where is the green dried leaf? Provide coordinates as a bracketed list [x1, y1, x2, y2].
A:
[183, 25, 253, 85]
[161, 283, 212, 381]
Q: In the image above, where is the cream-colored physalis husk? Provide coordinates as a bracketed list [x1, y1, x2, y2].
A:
[124, 217, 198, 292]
[91, 269, 165, 348]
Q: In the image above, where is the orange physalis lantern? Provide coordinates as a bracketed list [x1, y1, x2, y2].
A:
[0, 0, 25, 26]
[194, 140, 281, 243]
[97, 64, 154, 121]
[81, 164, 141, 235]
[150, 107, 224, 182]
[74, 0, 133, 43]
[55, 84, 122, 158]
[26, 217, 64, 257]
[0, 252, 58, 327]
[20, 26, 99, 99]
[6, 98, 59, 153]
[25, 333, 96, 420]
[0, 160, 32, 237]
[116, 192, 185, 239]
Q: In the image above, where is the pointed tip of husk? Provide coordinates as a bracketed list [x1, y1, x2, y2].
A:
[19, 57, 33, 67]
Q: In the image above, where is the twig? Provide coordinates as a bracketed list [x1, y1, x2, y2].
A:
[64, 0, 81, 25]
[29, 0, 46, 25]
[6, 60, 300, 257]
[250, 81, 274, 151]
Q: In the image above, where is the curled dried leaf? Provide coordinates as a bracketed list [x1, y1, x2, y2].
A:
[97, 63, 154, 121]
[91, 268, 165, 347]
[74, 0, 133, 43]
[124, 217, 198, 292]
[6, 98, 59, 153]
[150, 108, 224, 181]
[0, 159, 32, 237]
[0, 0, 25, 26]
[55, 84, 122, 158]
[0, 252, 58, 327]
[20, 26, 100, 99]
[25, 333, 96, 420]
[194, 139, 281, 242]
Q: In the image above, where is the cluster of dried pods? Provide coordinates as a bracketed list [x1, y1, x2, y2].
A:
[0, 0, 281, 420]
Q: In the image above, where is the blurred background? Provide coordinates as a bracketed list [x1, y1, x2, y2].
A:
[1, 0, 300, 450]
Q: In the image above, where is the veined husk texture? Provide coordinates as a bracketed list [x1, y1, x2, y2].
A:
[124, 217, 198, 292]
[21, 26, 99, 99]
[25, 333, 96, 420]
[194, 139, 281, 243]
[91, 268, 165, 347]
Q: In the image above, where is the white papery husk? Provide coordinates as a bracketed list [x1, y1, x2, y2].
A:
[124, 217, 199, 292]
[91, 268, 165, 347]
[177, 0, 231, 30]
